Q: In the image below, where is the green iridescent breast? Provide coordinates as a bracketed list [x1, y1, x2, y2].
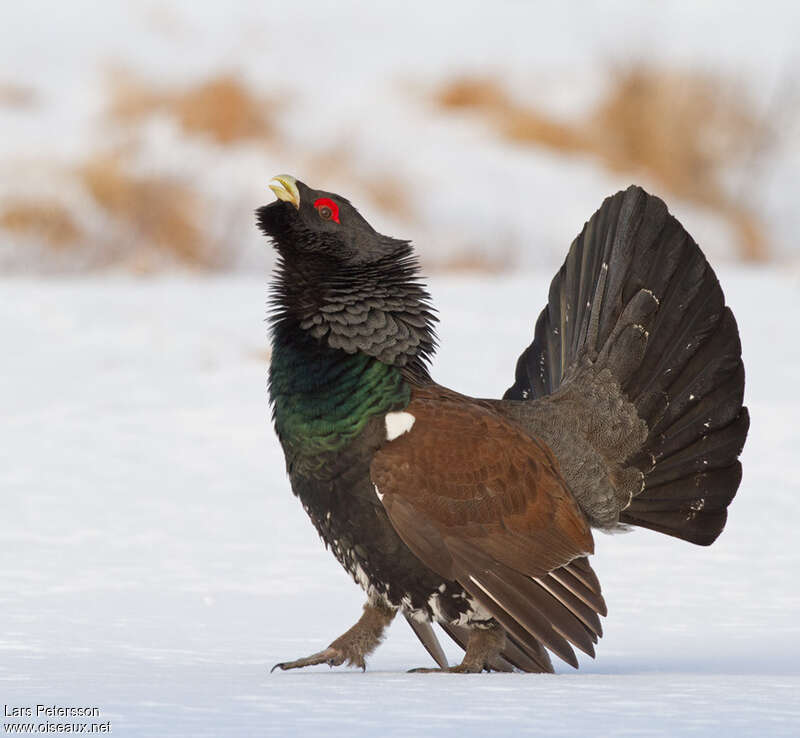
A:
[269, 330, 410, 460]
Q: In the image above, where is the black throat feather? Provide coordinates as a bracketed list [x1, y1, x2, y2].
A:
[268, 240, 438, 385]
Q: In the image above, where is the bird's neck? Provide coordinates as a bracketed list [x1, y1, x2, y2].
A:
[268, 254, 437, 384]
[269, 322, 410, 461]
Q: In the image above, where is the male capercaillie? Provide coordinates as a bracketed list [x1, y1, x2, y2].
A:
[260, 176, 748, 673]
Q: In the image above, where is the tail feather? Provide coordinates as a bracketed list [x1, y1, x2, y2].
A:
[504, 185, 748, 545]
[627, 464, 742, 514]
[627, 273, 724, 406]
[622, 464, 741, 545]
[643, 411, 749, 487]
[644, 363, 745, 462]
[639, 309, 733, 425]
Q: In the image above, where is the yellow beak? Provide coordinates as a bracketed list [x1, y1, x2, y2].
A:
[268, 174, 300, 209]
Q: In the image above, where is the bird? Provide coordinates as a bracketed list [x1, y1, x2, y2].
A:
[259, 174, 749, 673]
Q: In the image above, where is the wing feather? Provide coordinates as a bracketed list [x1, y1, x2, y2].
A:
[371, 387, 606, 669]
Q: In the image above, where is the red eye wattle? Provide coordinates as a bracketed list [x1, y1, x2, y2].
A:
[313, 197, 340, 223]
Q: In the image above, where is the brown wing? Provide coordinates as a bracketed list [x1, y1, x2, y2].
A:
[371, 386, 606, 668]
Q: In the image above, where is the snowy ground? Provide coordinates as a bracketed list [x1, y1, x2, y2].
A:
[2, 268, 799, 736]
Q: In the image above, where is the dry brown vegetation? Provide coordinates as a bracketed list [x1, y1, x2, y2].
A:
[0, 83, 36, 108]
[1, 66, 772, 273]
[363, 176, 413, 220]
[306, 148, 413, 220]
[110, 71, 272, 144]
[437, 68, 770, 260]
[1, 72, 272, 271]
[0, 200, 81, 247]
[80, 156, 213, 268]
[434, 250, 509, 274]
[0, 157, 224, 271]
[439, 78, 583, 154]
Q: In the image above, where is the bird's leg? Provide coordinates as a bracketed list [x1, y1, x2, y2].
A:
[410, 623, 506, 673]
[271, 598, 396, 672]
[450, 624, 507, 673]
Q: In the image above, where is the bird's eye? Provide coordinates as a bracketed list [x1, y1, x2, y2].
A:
[313, 197, 340, 224]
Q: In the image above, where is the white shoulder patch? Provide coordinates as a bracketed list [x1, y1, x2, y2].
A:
[384, 411, 415, 441]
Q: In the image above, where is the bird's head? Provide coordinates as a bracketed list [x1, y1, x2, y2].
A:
[257, 174, 407, 266]
[256, 174, 437, 380]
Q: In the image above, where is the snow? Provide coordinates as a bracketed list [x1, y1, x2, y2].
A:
[2, 267, 799, 736]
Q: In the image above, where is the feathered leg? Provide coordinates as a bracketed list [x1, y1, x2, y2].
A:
[410, 623, 508, 673]
[271, 599, 396, 672]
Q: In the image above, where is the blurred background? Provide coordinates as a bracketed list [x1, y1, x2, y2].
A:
[1, 0, 799, 275]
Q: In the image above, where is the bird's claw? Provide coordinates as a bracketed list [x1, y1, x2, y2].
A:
[408, 662, 486, 674]
[271, 647, 347, 673]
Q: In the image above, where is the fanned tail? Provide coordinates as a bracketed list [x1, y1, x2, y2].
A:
[504, 186, 748, 545]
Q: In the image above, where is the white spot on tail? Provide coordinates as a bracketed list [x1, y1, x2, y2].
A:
[642, 288, 661, 307]
[373, 484, 384, 502]
[385, 411, 415, 441]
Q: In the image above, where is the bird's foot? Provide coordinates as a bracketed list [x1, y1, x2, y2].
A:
[271, 646, 351, 672]
[408, 622, 506, 674]
[271, 599, 396, 673]
[407, 662, 485, 674]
